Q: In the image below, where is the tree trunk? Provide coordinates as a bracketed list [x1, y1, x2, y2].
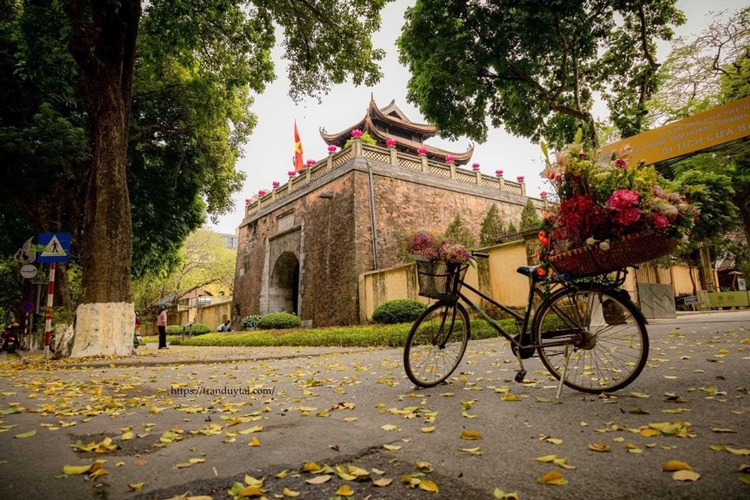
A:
[68, 0, 141, 357]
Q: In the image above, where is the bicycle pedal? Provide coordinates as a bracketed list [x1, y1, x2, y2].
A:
[514, 370, 527, 383]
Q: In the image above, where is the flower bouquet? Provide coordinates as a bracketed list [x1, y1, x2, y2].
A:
[538, 130, 696, 278]
[403, 231, 471, 300]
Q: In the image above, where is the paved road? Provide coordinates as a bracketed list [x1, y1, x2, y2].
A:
[0, 312, 748, 500]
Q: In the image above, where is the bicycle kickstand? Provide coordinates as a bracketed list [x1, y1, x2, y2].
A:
[514, 351, 527, 384]
[556, 344, 572, 399]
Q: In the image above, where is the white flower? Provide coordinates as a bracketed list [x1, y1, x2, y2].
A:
[586, 237, 596, 246]
[668, 193, 681, 203]
[681, 235, 689, 243]
[599, 241, 610, 251]
[658, 203, 679, 217]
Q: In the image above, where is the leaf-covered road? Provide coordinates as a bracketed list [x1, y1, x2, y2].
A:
[0, 312, 748, 500]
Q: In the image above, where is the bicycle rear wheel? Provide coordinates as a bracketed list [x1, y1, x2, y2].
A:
[404, 301, 470, 387]
[534, 288, 648, 394]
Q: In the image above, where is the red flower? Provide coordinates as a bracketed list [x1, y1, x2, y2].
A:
[417, 147, 427, 155]
[351, 129, 363, 138]
[327, 145, 337, 153]
[614, 158, 627, 169]
[616, 208, 640, 226]
[387, 138, 397, 147]
[272, 181, 280, 188]
[607, 189, 639, 209]
[653, 213, 669, 228]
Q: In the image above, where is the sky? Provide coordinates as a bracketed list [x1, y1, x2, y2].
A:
[210, 0, 746, 235]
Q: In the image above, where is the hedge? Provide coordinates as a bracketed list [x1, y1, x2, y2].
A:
[372, 299, 426, 324]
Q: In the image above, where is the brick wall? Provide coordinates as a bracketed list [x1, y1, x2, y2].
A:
[234, 158, 543, 328]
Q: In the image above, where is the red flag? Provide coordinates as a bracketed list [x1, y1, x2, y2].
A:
[294, 121, 304, 172]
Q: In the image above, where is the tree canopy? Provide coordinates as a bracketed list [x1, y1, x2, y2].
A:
[398, 0, 685, 148]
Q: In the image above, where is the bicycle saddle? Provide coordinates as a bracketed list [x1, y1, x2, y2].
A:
[516, 265, 539, 277]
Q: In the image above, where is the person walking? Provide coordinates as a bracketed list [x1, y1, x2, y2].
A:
[157, 306, 168, 349]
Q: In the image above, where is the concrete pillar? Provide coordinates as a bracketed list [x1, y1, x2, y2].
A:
[420, 155, 428, 173]
[497, 173, 505, 191]
[475, 170, 481, 185]
[389, 148, 397, 165]
[327, 154, 333, 171]
[448, 162, 456, 179]
[352, 138, 363, 157]
[520, 181, 526, 196]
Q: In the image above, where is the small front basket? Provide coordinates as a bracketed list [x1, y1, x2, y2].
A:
[413, 256, 468, 301]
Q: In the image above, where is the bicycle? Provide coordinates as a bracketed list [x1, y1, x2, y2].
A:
[403, 252, 649, 395]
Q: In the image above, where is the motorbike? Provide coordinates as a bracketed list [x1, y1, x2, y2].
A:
[2, 324, 22, 354]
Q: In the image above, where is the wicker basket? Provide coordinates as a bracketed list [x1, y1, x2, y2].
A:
[547, 231, 679, 278]
[412, 256, 468, 301]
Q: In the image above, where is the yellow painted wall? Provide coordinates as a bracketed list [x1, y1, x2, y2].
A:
[486, 241, 531, 308]
[358, 240, 531, 321]
[359, 263, 426, 323]
[672, 265, 700, 295]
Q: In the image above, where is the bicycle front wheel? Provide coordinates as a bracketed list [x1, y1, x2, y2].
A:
[534, 288, 648, 394]
[404, 301, 470, 387]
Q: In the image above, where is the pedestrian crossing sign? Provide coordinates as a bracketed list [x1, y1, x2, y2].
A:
[37, 233, 71, 263]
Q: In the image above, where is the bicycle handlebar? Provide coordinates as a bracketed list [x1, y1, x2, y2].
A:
[471, 251, 490, 259]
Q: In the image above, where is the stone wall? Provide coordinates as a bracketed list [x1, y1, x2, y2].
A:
[234, 174, 361, 327]
[234, 156, 543, 328]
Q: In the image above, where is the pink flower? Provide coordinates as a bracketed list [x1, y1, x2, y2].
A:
[288, 171, 296, 177]
[386, 138, 397, 147]
[619, 144, 633, 158]
[652, 185, 666, 198]
[245, 198, 251, 204]
[607, 189, 639, 210]
[417, 147, 427, 155]
[555, 151, 569, 166]
[517, 176, 525, 182]
[616, 207, 640, 225]
[306, 159, 316, 166]
[495, 169, 504, 176]
[540, 191, 548, 198]
[614, 158, 627, 169]
[258, 190, 267, 197]
[472, 162, 480, 170]
[327, 144, 337, 153]
[445, 155, 455, 163]
[653, 213, 669, 228]
[272, 181, 280, 188]
[351, 129, 363, 138]
[543, 165, 561, 181]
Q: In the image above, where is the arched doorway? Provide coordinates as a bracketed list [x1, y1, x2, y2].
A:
[269, 252, 299, 315]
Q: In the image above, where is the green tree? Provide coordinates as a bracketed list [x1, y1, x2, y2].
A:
[443, 214, 476, 249]
[133, 229, 236, 310]
[479, 204, 505, 246]
[507, 222, 518, 235]
[398, 0, 685, 148]
[520, 199, 542, 231]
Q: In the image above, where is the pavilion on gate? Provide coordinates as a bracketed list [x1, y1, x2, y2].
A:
[319, 96, 475, 165]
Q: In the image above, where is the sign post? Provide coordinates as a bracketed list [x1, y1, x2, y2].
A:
[37, 233, 71, 359]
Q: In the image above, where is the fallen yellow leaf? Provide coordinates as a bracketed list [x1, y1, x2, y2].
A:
[663, 460, 692, 472]
[127, 482, 144, 491]
[673, 470, 700, 481]
[305, 475, 331, 485]
[460, 430, 483, 440]
[373, 477, 392, 487]
[282, 487, 300, 497]
[335, 484, 354, 496]
[248, 436, 260, 447]
[418, 479, 439, 492]
[538, 470, 568, 485]
[588, 440, 610, 452]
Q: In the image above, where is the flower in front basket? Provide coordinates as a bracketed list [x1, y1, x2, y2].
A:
[403, 231, 441, 261]
[439, 242, 471, 264]
[615, 208, 640, 226]
[653, 213, 669, 229]
[607, 189, 639, 210]
[599, 241, 610, 251]
[614, 158, 628, 169]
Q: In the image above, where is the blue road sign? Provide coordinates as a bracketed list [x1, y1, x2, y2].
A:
[37, 233, 71, 263]
[21, 302, 34, 314]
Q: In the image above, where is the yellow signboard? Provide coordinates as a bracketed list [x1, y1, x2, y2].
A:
[603, 96, 750, 165]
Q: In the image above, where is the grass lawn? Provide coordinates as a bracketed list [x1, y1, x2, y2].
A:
[156, 318, 518, 348]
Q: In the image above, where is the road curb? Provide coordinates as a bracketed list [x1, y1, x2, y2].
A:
[44, 347, 375, 369]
